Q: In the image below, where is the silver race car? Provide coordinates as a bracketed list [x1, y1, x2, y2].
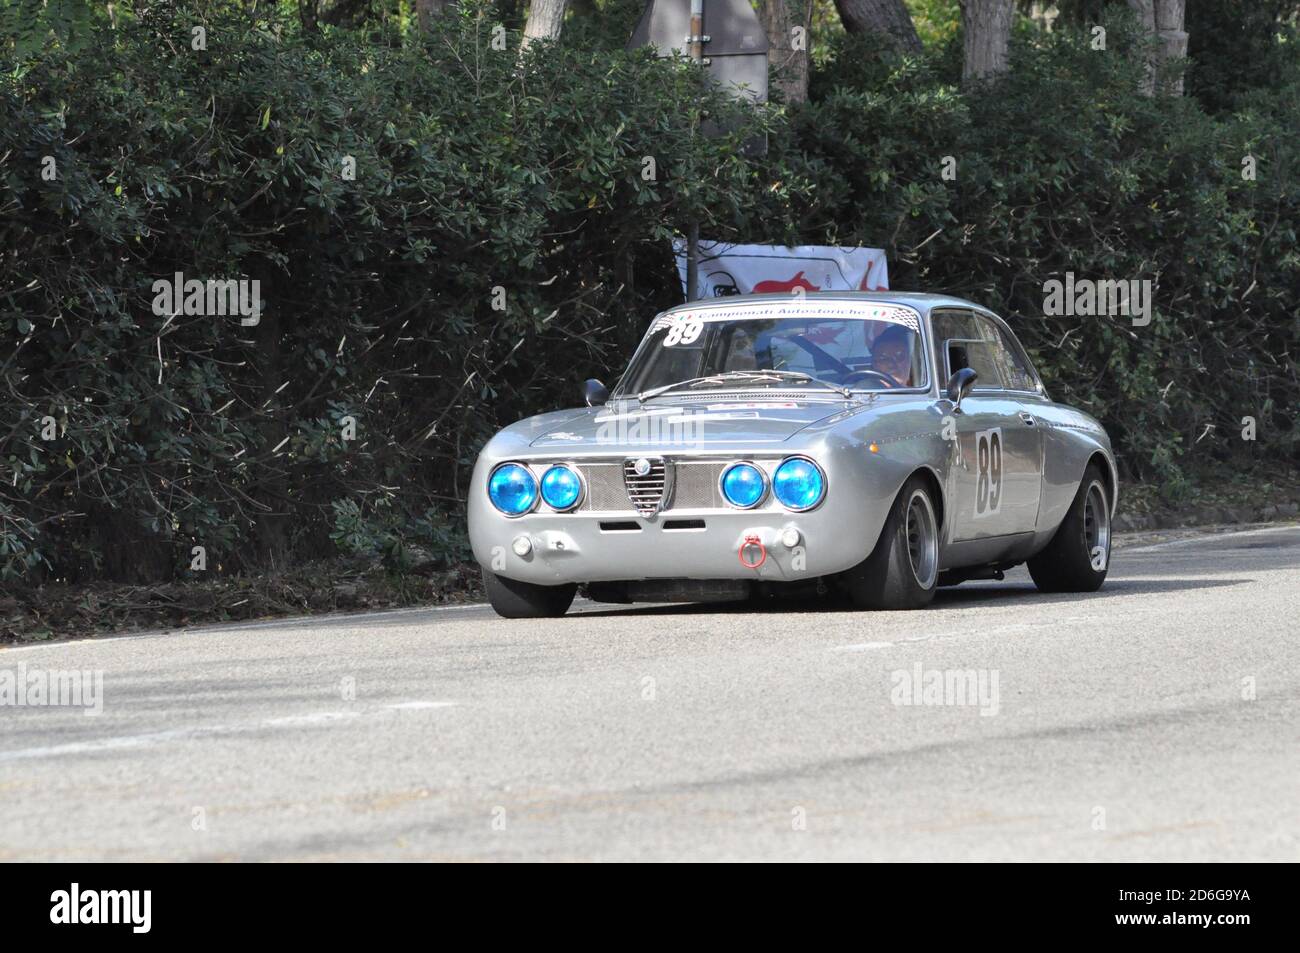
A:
[468, 293, 1117, 618]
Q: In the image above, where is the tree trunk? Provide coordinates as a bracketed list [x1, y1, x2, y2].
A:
[960, 0, 1014, 84]
[416, 0, 452, 34]
[834, 0, 923, 53]
[299, 0, 318, 35]
[1128, 0, 1186, 95]
[1127, 0, 1157, 94]
[522, 0, 569, 49]
[1154, 0, 1187, 95]
[1127, 0, 1156, 30]
[761, 0, 811, 104]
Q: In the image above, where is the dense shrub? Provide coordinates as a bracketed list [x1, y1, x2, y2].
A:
[1185, 0, 1300, 113]
[1, 3, 1296, 585]
[0, 5, 774, 581]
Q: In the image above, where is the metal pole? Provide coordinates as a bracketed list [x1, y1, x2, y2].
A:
[685, 0, 704, 302]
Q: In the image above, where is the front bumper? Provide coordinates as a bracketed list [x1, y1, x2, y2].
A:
[468, 506, 882, 586]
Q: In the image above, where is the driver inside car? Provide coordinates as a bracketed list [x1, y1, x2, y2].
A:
[870, 325, 914, 387]
[723, 329, 759, 371]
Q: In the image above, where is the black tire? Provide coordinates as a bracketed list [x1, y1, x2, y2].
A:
[839, 475, 940, 610]
[1028, 464, 1111, 593]
[482, 569, 577, 618]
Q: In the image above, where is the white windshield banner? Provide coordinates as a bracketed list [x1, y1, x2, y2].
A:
[651, 299, 921, 336]
[673, 240, 889, 300]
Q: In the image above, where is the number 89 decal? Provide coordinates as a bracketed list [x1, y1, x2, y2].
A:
[973, 428, 1003, 517]
[662, 317, 704, 347]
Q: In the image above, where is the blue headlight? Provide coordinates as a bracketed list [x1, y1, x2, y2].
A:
[773, 457, 826, 511]
[488, 463, 538, 516]
[541, 465, 582, 511]
[721, 463, 767, 508]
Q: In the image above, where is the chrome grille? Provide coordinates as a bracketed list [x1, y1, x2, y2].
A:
[577, 461, 724, 512]
[623, 457, 670, 516]
[575, 463, 624, 511]
[671, 462, 724, 509]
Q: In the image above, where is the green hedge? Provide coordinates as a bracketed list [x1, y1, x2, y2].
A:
[1, 4, 1296, 584]
[1, 7, 772, 581]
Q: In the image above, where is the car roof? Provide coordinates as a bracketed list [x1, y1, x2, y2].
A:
[659, 291, 987, 317]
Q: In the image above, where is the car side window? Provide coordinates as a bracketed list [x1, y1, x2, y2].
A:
[934, 310, 1039, 394]
[969, 314, 1038, 393]
[932, 310, 1002, 390]
[947, 340, 1005, 389]
[931, 310, 975, 384]
[988, 322, 1040, 393]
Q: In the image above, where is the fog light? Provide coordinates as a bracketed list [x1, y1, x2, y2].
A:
[773, 456, 826, 511]
[780, 527, 802, 548]
[488, 463, 539, 516]
[720, 462, 767, 509]
[512, 535, 532, 556]
[540, 464, 583, 511]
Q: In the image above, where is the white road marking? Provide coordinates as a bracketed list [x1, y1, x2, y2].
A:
[0, 634, 154, 655]
[0, 602, 491, 652]
[1123, 524, 1298, 554]
[383, 701, 457, 711]
[0, 701, 457, 764]
[831, 642, 894, 652]
[166, 601, 489, 634]
[263, 711, 362, 727]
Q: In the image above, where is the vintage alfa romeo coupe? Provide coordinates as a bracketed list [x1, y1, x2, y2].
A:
[468, 293, 1117, 618]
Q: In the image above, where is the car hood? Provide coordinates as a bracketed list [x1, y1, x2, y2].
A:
[526, 396, 864, 449]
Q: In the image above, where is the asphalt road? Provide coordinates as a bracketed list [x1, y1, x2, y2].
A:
[2, 525, 1297, 862]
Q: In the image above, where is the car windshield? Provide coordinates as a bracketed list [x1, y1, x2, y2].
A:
[617, 303, 926, 398]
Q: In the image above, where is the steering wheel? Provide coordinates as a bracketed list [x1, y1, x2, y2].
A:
[842, 369, 897, 389]
[769, 334, 898, 389]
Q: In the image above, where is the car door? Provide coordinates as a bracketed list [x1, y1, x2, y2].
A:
[981, 313, 1048, 533]
[932, 310, 1042, 539]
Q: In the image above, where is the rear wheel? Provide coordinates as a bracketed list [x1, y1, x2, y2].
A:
[840, 475, 940, 610]
[482, 569, 577, 618]
[1028, 465, 1111, 593]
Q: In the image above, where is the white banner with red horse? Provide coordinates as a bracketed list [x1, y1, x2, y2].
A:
[673, 240, 889, 300]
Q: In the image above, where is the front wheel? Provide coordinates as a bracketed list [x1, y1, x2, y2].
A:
[839, 475, 940, 610]
[482, 569, 577, 619]
[1028, 465, 1111, 593]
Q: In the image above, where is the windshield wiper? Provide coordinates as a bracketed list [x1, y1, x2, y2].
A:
[636, 373, 741, 402]
[742, 369, 854, 398]
[637, 369, 851, 401]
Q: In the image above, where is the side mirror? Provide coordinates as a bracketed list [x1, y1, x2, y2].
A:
[582, 378, 609, 407]
[945, 368, 978, 409]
